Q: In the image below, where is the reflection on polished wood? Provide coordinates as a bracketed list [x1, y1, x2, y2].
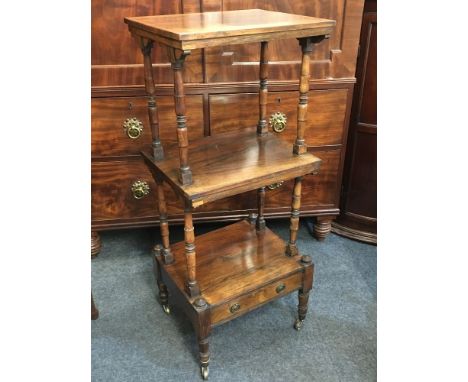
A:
[125, 9, 335, 50]
[142, 128, 321, 207]
[159, 220, 304, 308]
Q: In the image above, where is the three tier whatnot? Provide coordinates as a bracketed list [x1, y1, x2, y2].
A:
[125, 9, 335, 380]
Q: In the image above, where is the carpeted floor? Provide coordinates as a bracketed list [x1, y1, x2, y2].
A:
[92, 219, 376, 382]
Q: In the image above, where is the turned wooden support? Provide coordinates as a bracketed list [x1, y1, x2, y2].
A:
[293, 255, 314, 330]
[286, 176, 302, 256]
[155, 177, 173, 264]
[257, 41, 269, 135]
[140, 38, 164, 161]
[91, 231, 101, 258]
[294, 36, 328, 155]
[314, 215, 334, 241]
[256, 187, 266, 231]
[193, 298, 211, 378]
[153, 245, 169, 309]
[293, 38, 313, 155]
[168, 47, 192, 185]
[91, 294, 99, 320]
[184, 202, 200, 297]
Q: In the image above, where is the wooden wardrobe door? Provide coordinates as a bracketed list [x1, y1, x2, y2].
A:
[332, 0, 377, 243]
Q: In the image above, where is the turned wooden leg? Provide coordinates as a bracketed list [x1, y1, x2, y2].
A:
[257, 41, 269, 135]
[286, 177, 302, 256]
[184, 202, 200, 297]
[153, 245, 170, 314]
[256, 187, 266, 231]
[294, 255, 314, 330]
[91, 231, 101, 258]
[314, 216, 334, 241]
[140, 38, 164, 161]
[155, 177, 173, 264]
[91, 293, 99, 320]
[293, 36, 327, 155]
[193, 298, 211, 380]
[168, 47, 192, 185]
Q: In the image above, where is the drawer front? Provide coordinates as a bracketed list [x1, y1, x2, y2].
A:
[92, 159, 177, 222]
[265, 149, 342, 210]
[91, 95, 204, 157]
[92, 159, 256, 223]
[211, 272, 303, 325]
[209, 89, 348, 147]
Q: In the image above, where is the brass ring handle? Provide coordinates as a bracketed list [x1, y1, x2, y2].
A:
[269, 112, 287, 133]
[276, 283, 286, 294]
[230, 303, 241, 314]
[131, 180, 150, 199]
[123, 117, 144, 139]
[267, 181, 284, 190]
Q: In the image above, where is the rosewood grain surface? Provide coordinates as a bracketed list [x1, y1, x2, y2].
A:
[161, 220, 304, 304]
[125, 9, 335, 50]
[142, 128, 322, 206]
[211, 272, 302, 325]
[91, 149, 341, 230]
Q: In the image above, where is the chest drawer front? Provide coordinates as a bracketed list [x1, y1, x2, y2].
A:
[91, 159, 256, 224]
[91, 95, 204, 157]
[209, 89, 348, 147]
[92, 159, 179, 222]
[265, 149, 342, 210]
[210, 272, 303, 326]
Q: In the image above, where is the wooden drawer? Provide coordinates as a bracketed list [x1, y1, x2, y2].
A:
[91, 159, 256, 224]
[211, 272, 303, 326]
[92, 159, 175, 222]
[209, 89, 348, 147]
[91, 95, 204, 157]
[265, 149, 342, 210]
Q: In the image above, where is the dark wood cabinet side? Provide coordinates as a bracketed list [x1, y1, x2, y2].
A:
[332, 0, 377, 243]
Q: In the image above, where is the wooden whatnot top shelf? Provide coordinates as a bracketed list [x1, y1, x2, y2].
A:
[142, 128, 321, 207]
[125, 9, 335, 49]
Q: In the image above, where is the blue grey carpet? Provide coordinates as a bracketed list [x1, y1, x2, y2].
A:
[92, 219, 376, 382]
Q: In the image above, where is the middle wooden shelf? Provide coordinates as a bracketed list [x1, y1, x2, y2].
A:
[142, 127, 322, 207]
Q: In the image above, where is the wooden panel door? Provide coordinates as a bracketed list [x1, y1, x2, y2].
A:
[91, 0, 203, 87]
[202, 0, 364, 82]
[332, 0, 377, 243]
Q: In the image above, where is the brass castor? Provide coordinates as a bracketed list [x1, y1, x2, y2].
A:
[162, 304, 171, 315]
[293, 318, 304, 331]
[201, 365, 209, 380]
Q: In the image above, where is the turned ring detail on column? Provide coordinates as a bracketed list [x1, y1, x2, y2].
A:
[269, 112, 287, 133]
[131, 180, 150, 199]
[123, 117, 143, 139]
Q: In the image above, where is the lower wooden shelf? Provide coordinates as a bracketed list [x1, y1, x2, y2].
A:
[156, 219, 309, 327]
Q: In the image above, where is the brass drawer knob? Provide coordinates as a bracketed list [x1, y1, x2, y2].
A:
[276, 283, 286, 294]
[269, 112, 287, 133]
[131, 180, 150, 199]
[230, 303, 241, 314]
[267, 181, 284, 190]
[123, 117, 143, 139]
